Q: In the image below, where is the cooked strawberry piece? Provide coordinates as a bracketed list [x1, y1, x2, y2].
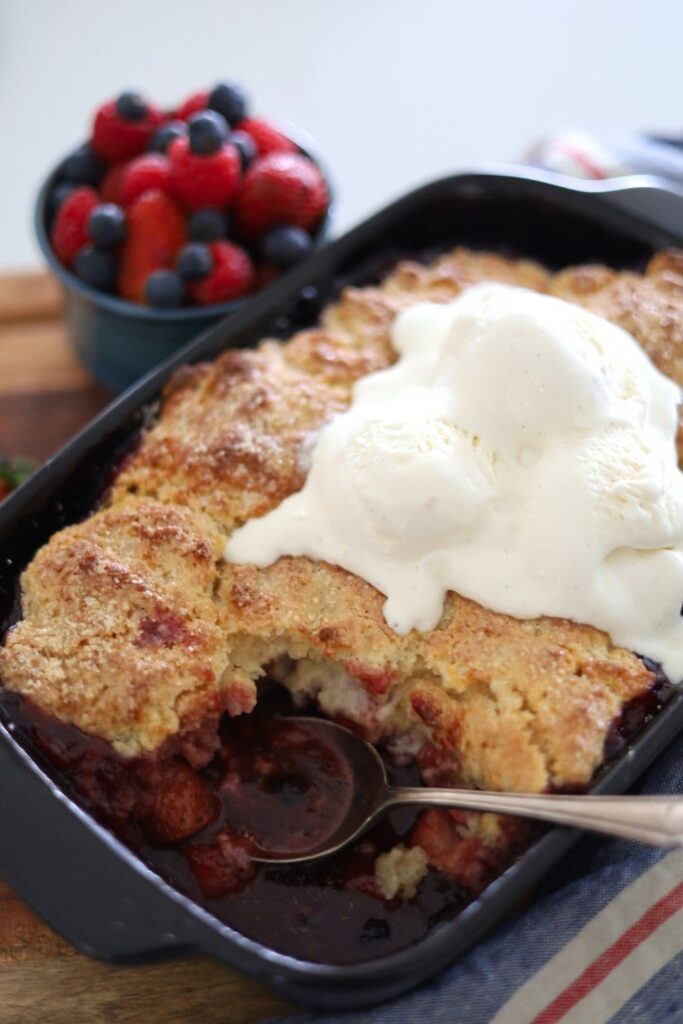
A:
[143, 759, 219, 844]
[410, 690, 442, 729]
[412, 808, 522, 895]
[183, 833, 255, 898]
[345, 659, 397, 696]
[222, 674, 258, 716]
[416, 741, 463, 787]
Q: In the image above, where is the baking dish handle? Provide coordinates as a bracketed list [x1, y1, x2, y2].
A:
[600, 179, 683, 238]
[0, 725, 199, 963]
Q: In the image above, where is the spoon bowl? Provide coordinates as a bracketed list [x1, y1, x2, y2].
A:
[249, 717, 393, 863]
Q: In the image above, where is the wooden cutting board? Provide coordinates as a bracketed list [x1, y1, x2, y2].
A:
[0, 272, 293, 1024]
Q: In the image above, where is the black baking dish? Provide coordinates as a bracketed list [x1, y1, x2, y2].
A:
[1, 168, 683, 1011]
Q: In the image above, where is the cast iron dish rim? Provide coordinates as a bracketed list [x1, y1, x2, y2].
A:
[34, 117, 336, 322]
[3, 167, 683, 1004]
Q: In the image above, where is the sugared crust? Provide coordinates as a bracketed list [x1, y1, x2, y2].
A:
[112, 345, 349, 533]
[214, 560, 651, 791]
[3, 247, 678, 785]
[3, 500, 255, 756]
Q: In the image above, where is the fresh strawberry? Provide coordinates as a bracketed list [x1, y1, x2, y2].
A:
[189, 241, 254, 305]
[100, 162, 128, 204]
[176, 89, 209, 121]
[92, 95, 164, 163]
[51, 186, 99, 267]
[235, 152, 328, 237]
[120, 153, 171, 205]
[142, 760, 218, 844]
[237, 117, 296, 156]
[118, 189, 186, 302]
[168, 137, 241, 210]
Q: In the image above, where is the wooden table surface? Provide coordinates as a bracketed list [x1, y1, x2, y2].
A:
[0, 272, 293, 1024]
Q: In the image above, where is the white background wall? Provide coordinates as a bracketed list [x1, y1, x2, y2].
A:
[1, 0, 682, 270]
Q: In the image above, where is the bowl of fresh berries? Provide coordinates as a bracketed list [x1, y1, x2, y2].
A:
[36, 84, 333, 393]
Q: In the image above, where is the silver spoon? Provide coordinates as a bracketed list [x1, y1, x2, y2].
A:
[251, 717, 683, 863]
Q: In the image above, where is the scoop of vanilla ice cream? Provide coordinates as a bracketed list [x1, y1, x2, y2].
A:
[321, 393, 494, 556]
[226, 284, 683, 681]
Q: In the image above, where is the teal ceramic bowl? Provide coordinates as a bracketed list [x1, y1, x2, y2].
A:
[35, 126, 334, 393]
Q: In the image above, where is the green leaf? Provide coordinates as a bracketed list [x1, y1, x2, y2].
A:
[0, 456, 37, 490]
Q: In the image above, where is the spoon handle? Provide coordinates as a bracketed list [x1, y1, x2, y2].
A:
[383, 788, 683, 847]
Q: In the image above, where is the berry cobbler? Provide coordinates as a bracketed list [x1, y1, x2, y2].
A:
[2, 246, 682, 962]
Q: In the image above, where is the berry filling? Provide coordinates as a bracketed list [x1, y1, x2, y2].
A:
[0, 671, 670, 965]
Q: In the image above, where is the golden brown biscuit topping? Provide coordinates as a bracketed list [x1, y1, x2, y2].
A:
[2, 247, 679, 793]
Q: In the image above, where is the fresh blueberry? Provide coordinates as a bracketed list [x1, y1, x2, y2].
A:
[145, 269, 186, 308]
[47, 182, 76, 221]
[208, 82, 247, 125]
[61, 144, 104, 186]
[188, 208, 229, 242]
[116, 91, 147, 122]
[149, 119, 187, 154]
[177, 243, 214, 282]
[261, 226, 313, 269]
[231, 129, 256, 170]
[188, 111, 228, 155]
[87, 204, 126, 249]
[73, 246, 117, 291]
